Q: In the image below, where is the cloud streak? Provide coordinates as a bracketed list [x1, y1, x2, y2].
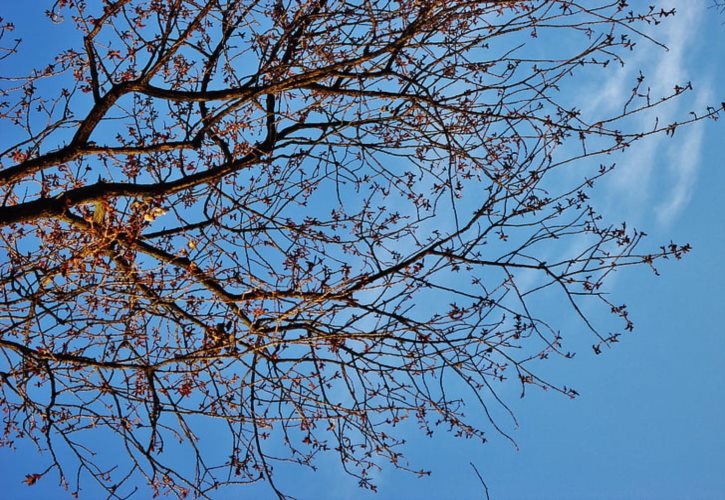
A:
[655, 86, 711, 227]
[585, 4, 710, 227]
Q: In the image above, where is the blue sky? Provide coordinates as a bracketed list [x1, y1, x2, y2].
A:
[1, 2, 723, 499]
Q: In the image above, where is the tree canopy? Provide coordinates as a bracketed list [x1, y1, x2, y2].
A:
[0, 1, 719, 498]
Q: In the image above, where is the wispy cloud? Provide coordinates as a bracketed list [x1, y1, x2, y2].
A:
[585, 4, 709, 226]
[655, 86, 711, 227]
[546, 4, 712, 302]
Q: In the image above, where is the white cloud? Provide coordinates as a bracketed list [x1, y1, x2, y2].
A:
[549, 4, 711, 297]
[589, 4, 709, 226]
[655, 85, 712, 226]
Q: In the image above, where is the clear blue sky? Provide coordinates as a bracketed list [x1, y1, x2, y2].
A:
[1, 2, 723, 499]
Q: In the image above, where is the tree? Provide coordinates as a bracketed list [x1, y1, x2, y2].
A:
[0, 1, 719, 498]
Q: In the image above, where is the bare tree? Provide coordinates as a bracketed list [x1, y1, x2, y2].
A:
[0, 1, 719, 498]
